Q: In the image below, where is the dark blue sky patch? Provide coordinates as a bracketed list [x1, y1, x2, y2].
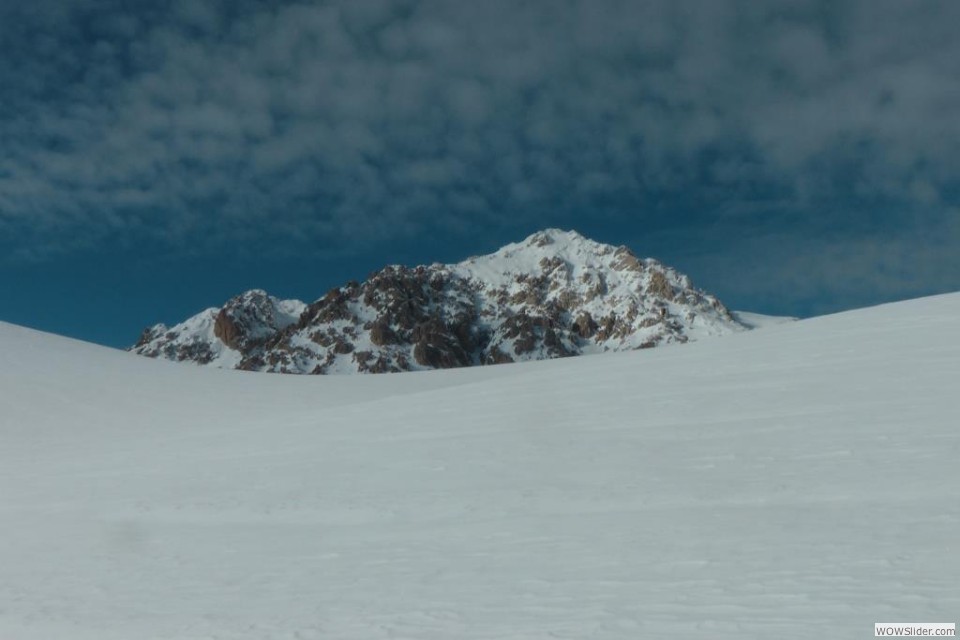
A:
[1, 0, 958, 345]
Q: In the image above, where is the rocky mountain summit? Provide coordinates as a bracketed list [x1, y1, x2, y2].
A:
[131, 229, 748, 374]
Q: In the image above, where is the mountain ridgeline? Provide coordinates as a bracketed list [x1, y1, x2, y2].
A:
[131, 230, 748, 374]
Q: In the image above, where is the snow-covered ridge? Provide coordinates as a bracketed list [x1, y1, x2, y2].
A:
[131, 229, 764, 373]
[134, 289, 305, 369]
[731, 310, 799, 329]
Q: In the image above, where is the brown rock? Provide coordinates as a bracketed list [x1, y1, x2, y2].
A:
[213, 309, 242, 350]
[556, 290, 580, 311]
[333, 338, 354, 354]
[647, 270, 674, 300]
[612, 247, 643, 272]
[573, 312, 598, 338]
[484, 347, 515, 365]
[369, 320, 395, 346]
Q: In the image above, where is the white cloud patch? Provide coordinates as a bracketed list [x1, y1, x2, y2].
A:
[0, 0, 958, 302]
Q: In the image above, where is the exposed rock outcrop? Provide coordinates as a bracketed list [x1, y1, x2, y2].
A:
[130, 229, 746, 374]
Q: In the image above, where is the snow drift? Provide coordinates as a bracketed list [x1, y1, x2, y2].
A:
[2, 293, 958, 639]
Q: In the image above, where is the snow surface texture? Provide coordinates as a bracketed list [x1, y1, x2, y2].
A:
[730, 310, 798, 329]
[131, 229, 751, 374]
[3, 293, 959, 639]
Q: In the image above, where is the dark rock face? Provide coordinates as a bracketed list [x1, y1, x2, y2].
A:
[213, 309, 242, 350]
[647, 270, 674, 300]
[130, 229, 746, 374]
[573, 312, 598, 338]
[134, 326, 163, 349]
[369, 320, 395, 346]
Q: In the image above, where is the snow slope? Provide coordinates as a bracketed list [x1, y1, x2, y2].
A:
[731, 309, 798, 329]
[2, 293, 958, 639]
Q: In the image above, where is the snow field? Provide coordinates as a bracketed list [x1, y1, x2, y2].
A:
[1, 293, 958, 638]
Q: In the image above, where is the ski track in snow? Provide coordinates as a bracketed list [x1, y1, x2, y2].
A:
[1, 294, 959, 639]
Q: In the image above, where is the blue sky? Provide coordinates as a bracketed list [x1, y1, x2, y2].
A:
[2, 0, 959, 348]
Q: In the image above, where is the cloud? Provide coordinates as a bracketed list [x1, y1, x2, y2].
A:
[1, 0, 958, 294]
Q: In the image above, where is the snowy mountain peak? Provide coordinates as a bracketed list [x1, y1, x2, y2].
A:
[132, 230, 748, 374]
[465, 228, 612, 266]
[456, 229, 684, 291]
[134, 290, 305, 368]
[518, 228, 594, 251]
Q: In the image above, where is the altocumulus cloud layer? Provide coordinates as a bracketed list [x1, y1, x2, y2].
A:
[1, 0, 958, 305]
